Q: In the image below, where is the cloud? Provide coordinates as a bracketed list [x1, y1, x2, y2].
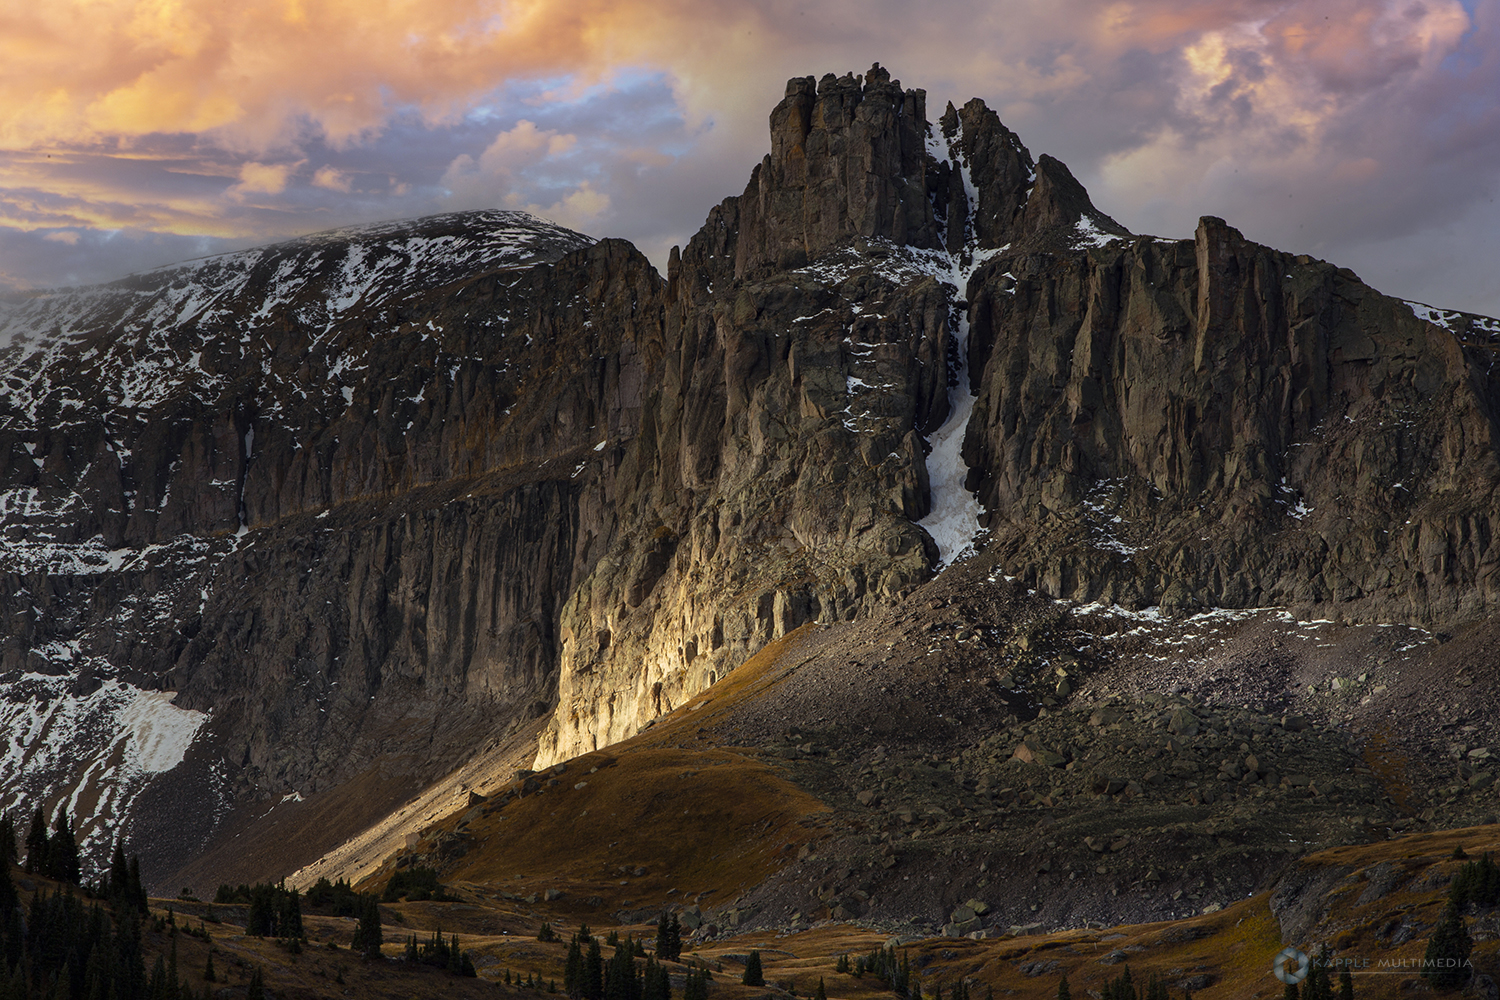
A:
[0, 0, 1496, 316]
[229, 160, 304, 197]
[441, 120, 605, 226]
[311, 165, 351, 192]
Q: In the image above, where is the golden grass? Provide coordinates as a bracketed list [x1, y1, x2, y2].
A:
[360, 627, 831, 921]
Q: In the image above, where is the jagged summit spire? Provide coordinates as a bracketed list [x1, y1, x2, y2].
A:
[696, 65, 1129, 279]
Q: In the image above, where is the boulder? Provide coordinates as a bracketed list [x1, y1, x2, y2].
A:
[1168, 709, 1201, 737]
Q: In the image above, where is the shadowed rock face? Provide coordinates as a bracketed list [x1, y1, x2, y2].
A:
[2, 66, 1498, 889]
[965, 216, 1500, 621]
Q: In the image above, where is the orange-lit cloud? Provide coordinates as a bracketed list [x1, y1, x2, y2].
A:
[230, 160, 304, 198]
[311, 165, 351, 191]
[0, 0, 1496, 315]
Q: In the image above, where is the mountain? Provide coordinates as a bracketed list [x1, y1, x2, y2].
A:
[3, 62, 1500, 943]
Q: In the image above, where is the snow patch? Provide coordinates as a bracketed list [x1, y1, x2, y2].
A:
[116, 689, 209, 774]
[1073, 216, 1123, 249]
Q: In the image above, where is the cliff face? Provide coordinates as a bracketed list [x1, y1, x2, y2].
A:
[3, 65, 1498, 886]
[965, 217, 1500, 620]
[0, 214, 660, 875]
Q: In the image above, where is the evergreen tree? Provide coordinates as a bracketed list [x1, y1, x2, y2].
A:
[1422, 901, 1472, 989]
[743, 951, 765, 988]
[814, 978, 827, 1000]
[540, 921, 558, 942]
[246, 967, 265, 1000]
[351, 895, 382, 959]
[1103, 966, 1136, 1000]
[643, 957, 670, 1000]
[667, 915, 682, 963]
[1057, 974, 1071, 1000]
[24, 809, 46, 874]
[245, 885, 276, 938]
[1338, 969, 1353, 1000]
[0, 814, 15, 864]
[566, 938, 585, 998]
[604, 939, 642, 1000]
[128, 855, 146, 911]
[1283, 979, 1299, 1000]
[585, 938, 605, 1000]
[39, 811, 80, 884]
[656, 913, 671, 959]
[108, 842, 129, 903]
[203, 952, 215, 983]
[148, 954, 166, 1000]
[683, 967, 711, 1000]
[279, 887, 304, 942]
[0, 857, 14, 918]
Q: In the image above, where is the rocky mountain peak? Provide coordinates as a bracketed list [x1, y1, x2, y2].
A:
[699, 63, 1129, 281]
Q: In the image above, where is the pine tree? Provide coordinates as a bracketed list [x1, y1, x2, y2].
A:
[585, 939, 605, 1000]
[246, 886, 275, 938]
[1283, 979, 1299, 1000]
[108, 842, 129, 902]
[203, 952, 215, 983]
[24, 809, 46, 874]
[566, 937, 585, 998]
[643, 958, 671, 1000]
[246, 967, 265, 1000]
[128, 855, 146, 911]
[1338, 969, 1353, 1000]
[742, 951, 764, 987]
[1057, 974, 1071, 1000]
[815, 978, 827, 1000]
[656, 913, 671, 959]
[1422, 901, 1472, 989]
[47, 811, 81, 884]
[280, 888, 304, 943]
[148, 954, 166, 1000]
[351, 895, 382, 959]
[0, 814, 15, 864]
[0, 857, 14, 917]
[667, 915, 682, 963]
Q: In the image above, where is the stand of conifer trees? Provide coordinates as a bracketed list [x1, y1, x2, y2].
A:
[849, 945, 913, 998]
[654, 912, 682, 962]
[21, 809, 83, 885]
[400, 928, 477, 975]
[0, 839, 211, 1000]
[303, 876, 362, 917]
[564, 926, 674, 1000]
[350, 894, 384, 960]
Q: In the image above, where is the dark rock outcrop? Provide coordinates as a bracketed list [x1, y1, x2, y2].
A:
[965, 216, 1500, 620]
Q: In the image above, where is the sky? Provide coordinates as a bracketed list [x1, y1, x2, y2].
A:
[1, 0, 1497, 317]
